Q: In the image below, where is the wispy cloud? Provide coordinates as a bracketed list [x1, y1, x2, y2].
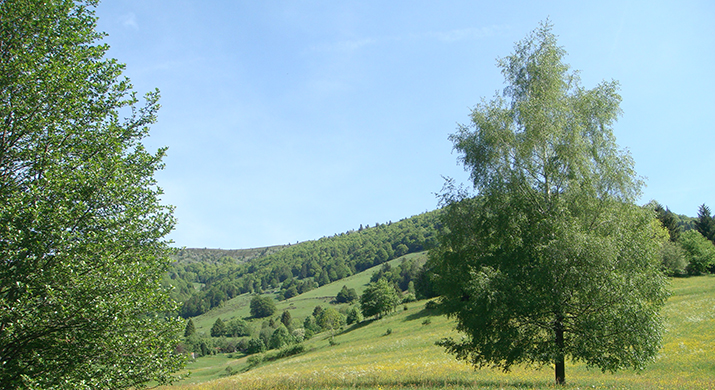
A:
[311, 25, 507, 54]
[120, 13, 139, 31]
[310, 37, 377, 53]
[426, 25, 507, 42]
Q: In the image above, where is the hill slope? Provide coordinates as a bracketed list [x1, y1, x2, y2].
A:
[167, 211, 441, 317]
[165, 272, 715, 390]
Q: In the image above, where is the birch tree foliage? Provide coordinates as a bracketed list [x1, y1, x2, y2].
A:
[430, 21, 668, 384]
[0, 1, 183, 388]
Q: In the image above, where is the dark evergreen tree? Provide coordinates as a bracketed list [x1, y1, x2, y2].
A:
[210, 318, 226, 337]
[654, 203, 681, 242]
[184, 319, 196, 338]
[335, 285, 358, 303]
[695, 204, 715, 244]
[280, 310, 293, 330]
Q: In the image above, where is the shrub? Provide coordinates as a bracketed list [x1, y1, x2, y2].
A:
[269, 324, 294, 350]
[346, 306, 362, 325]
[680, 230, 715, 275]
[661, 240, 688, 276]
[246, 338, 266, 354]
[250, 295, 276, 318]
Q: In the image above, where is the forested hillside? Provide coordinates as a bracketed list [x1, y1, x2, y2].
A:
[166, 211, 441, 317]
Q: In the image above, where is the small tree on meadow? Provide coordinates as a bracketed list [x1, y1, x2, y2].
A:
[269, 325, 294, 350]
[335, 285, 358, 303]
[317, 308, 345, 332]
[210, 318, 226, 337]
[360, 278, 400, 319]
[250, 295, 276, 318]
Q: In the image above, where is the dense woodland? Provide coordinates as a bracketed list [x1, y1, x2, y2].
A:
[165, 203, 712, 321]
[165, 211, 441, 317]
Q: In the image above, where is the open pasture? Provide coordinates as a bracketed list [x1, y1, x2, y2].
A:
[164, 275, 715, 390]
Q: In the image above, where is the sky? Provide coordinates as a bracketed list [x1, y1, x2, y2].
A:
[94, 1, 714, 249]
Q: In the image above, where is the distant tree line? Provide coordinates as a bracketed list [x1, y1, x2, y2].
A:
[655, 202, 715, 276]
[170, 211, 441, 317]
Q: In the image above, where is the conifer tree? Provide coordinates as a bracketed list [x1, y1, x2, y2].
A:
[695, 204, 715, 244]
[184, 319, 196, 338]
[211, 318, 226, 337]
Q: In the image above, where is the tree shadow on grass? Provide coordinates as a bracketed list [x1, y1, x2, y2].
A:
[334, 318, 377, 337]
[404, 308, 440, 322]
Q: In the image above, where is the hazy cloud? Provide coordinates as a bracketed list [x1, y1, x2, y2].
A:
[427, 26, 506, 42]
[120, 13, 139, 30]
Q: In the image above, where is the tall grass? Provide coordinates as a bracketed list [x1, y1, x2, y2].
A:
[164, 275, 715, 390]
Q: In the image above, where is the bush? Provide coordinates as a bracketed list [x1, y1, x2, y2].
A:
[661, 240, 688, 276]
[680, 230, 715, 275]
[269, 324, 294, 350]
[250, 295, 276, 318]
[335, 285, 358, 303]
[346, 306, 362, 325]
[317, 307, 345, 331]
[246, 338, 266, 354]
[271, 343, 305, 360]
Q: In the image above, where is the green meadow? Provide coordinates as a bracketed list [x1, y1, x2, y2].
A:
[162, 266, 715, 390]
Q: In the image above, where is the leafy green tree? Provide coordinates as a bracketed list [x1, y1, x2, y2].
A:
[184, 319, 196, 338]
[317, 307, 345, 332]
[211, 318, 227, 337]
[695, 204, 715, 244]
[430, 22, 668, 385]
[660, 240, 688, 276]
[246, 338, 266, 354]
[359, 278, 400, 319]
[269, 324, 294, 349]
[335, 285, 358, 303]
[0, 1, 183, 388]
[303, 315, 320, 334]
[226, 318, 251, 337]
[250, 295, 276, 318]
[346, 306, 363, 325]
[679, 230, 715, 275]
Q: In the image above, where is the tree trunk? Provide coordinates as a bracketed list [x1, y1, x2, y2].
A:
[555, 314, 566, 385]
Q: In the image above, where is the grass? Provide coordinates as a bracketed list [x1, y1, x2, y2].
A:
[189, 253, 427, 336]
[164, 274, 715, 390]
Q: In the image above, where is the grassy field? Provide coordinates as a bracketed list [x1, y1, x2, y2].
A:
[164, 273, 715, 390]
[189, 253, 427, 335]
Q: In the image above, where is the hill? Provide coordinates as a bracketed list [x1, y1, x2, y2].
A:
[166, 211, 441, 317]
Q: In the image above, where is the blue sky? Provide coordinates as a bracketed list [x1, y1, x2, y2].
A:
[95, 1, 714, 249]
